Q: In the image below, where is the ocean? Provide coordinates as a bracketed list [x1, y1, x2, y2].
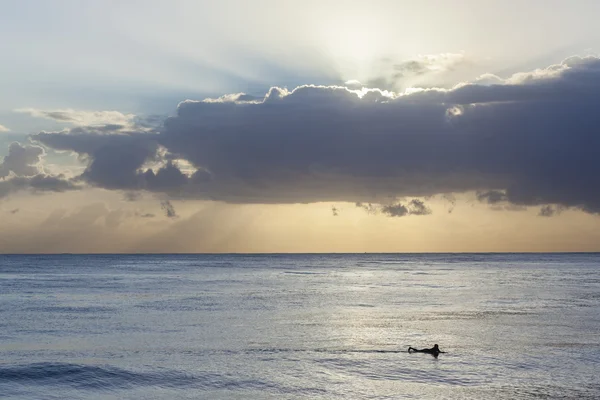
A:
[1, 253, 599, 399]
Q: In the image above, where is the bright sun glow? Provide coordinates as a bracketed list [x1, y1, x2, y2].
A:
[320, 15, 387, 82]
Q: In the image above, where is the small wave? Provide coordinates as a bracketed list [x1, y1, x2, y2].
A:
[23, 306, 116, 314]
[245, 348, 408, 355]
[0, 362, 195, 390]
[488, 383, 600, 400]
[0, 362, 275, 391]
[283, 271, 327, 275]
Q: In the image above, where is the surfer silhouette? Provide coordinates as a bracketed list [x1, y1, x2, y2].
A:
[408, 344, 445, 357]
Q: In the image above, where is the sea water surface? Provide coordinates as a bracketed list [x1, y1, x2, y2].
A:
[1, 253, 599, 399]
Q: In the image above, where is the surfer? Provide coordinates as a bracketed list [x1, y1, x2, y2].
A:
[408, 344, 445, 356]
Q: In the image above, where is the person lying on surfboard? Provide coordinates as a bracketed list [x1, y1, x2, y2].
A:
[407, 344, 445, 356]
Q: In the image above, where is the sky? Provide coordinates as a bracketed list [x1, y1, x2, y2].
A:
[2, 0, 600, 253]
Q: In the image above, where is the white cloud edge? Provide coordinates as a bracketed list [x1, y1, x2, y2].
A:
[13, 108, 136, 127]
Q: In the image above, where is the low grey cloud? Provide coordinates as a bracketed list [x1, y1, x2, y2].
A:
[407, 199, 432, 216]
[477, 190, 508, 204]
[442, 194, 456, 214]
[124, 191, 142, 201]
[0, 141, 79, 198]
[381, 203, 409, 217]
[490, 204, 528, 212]
[539, 205, 566, 217]
[0, 174, 78, 198]
[355, 202, 378, 215]
[476, 190, 529, 212]
[29, 56, 600, 214]
[356, 199, 432, 217]
[32, 131, 161, 190]
[331, 205, 339, 216]
[160, 200, 178, 219]
[0, 142, 44, 178]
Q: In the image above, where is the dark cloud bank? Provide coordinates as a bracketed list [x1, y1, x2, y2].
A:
[0, 142, 78, 198]
[13, 55, 600, 214]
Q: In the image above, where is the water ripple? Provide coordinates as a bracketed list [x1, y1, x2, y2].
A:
[0, 362, 276, 391]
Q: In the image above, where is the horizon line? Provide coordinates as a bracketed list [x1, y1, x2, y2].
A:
[1, 251, 599, 256]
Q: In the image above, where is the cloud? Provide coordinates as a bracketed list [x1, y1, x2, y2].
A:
[32, 131, 161, 190]
[477, 190, 508, 204]
[394, 53, 466, 77]
[0, 142, 79, 198]
[124, 191, 142, 201]
[0, 174, 79, 198]
[16, 108, 136, 127]
[381, 203, 409, 217]
[344, 80, 364, 90]
[355, 202, 378, 214]
[442, 194, 456, 214]
[0, 124, 9, 132]
[407, 199, 432, 216]
[538, 205, 566, 217]
[160, 200, 178, 218]
[331, 205, 339, 216]
[379, 199, 432, 217]
[29, 55, 600, 214]
[366, 53, 468, 90]
[474, 73, 504, 86]
[356, 199, 432, 217]
[0, 142, 44, 178]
